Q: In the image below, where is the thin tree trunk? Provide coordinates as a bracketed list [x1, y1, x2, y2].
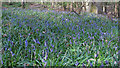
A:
[21, 0, 25, 9]
[67, 2, 70, 11]
[82, 2, 86, 12]
[76, 2, 79, 13]
[96, 2, 103, 14]
[70, 2, 73, 11]
[55, 2, 57, 9]
[41, 0, 44, 4]
[86, 2, 91, 12]
[51, 1, 54, 8]
[118, 1, 120, 61]
[78, 2, 82, 14]
[63, 2, 67, 11]
[115, 2, 118, 17]
[104, 2, 107, 14]
[118, 1, 120, 18]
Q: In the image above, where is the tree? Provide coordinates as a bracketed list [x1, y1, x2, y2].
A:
[96, 2, 103, 14]
[115, 2, 118, 17]
[75, 2, 79, 13]
[102, 2, 107, 14]
[51, 1, 54, 8]
[63, 2, 66, 10]
[66, 2, 70, 11]
[70, 2, 73, 11]
[104, 2, 107, 14]
[81, 2, 86, 12]
[21, 0, 25, 9]
[76, 2, 83, 14]
[41, 0, 44, 5]
[118, 1, 120, 18]
[87, 2, 92, 12]
[90, 2, 98, 14]
[118, 2, 120, 64]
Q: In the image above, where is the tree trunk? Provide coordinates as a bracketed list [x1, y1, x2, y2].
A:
[103, 2, 107, 14]
[118, 1, 120, 18]
[41, 0, 44, 4]
[63, 2, 66, 11]
[115, 2, 118, 17]
[104, 2, 107, 14]
[81, 2, 86, 12]
[21, 0, 25, 9]
[96, 2, 103, 14]
[51, 2, 54, 8]
[76, 2, 79, 13]
[90, 2, 98, 14]
[118, 1, 120, 59]
[86, 2, 91, 13]
[70, 2, 73, 11]
[55, 2, 57, 9]
[66, 2, 70, 11]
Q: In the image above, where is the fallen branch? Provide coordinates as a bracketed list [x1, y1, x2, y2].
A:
[71, 3, 86, 16]
[112, 53, 120, 66]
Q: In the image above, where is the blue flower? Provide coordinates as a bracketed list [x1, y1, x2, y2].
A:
[42, 59, 46, 63]
[82, 63, 86, 67]
[33, 38, 36, 43]
[29, 50, 31, 53]
[42, 49, 45, 57]
[44, 61, 47, 67]
[51, 44, 54, 48]
[105, 60, 109, 64]
[19, 22, 21, 27]
[28, 33, 30, 36]
[5, 48, 7, 51]
[9, 48, 11, 51]
[25, 39, 28, 47]
[37, 41, 40, 44]
[75, 41, 77, 45]
[90, 62, 93, 67]
[75, 61, 79, 66]
[11, 41, 13, 45]
[95, 54, 98, 58]
[8, 37, 10, 41]
[118, 50, 120, 54]
[44, 41, 47, 47]
[72, 26, 74, 31]
[33, 46, 35, 51]
[44, 53, 48, 60]
[25, 55, 27, 58]
[70, 39, 72, 44]
[62, 18, 64, 21]
[73, 37, 76, 40]
[10, 51, 15, 56]
[50, 49, 53, 52]
[100, 62, 104, 68]
[1, 60, 3, 64]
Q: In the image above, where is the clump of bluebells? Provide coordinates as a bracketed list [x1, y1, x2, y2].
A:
[2, 8, 118, 67]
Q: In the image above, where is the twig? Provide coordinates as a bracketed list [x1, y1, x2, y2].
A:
[112, 53, 120, 66]
[71, 3, 86, 16]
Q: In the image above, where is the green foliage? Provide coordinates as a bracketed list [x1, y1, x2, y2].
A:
[2, 2, 22, 7]
[2, 8, 119, 67]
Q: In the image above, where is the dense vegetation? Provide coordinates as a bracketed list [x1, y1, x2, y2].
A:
[2, 8, 118, 67]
